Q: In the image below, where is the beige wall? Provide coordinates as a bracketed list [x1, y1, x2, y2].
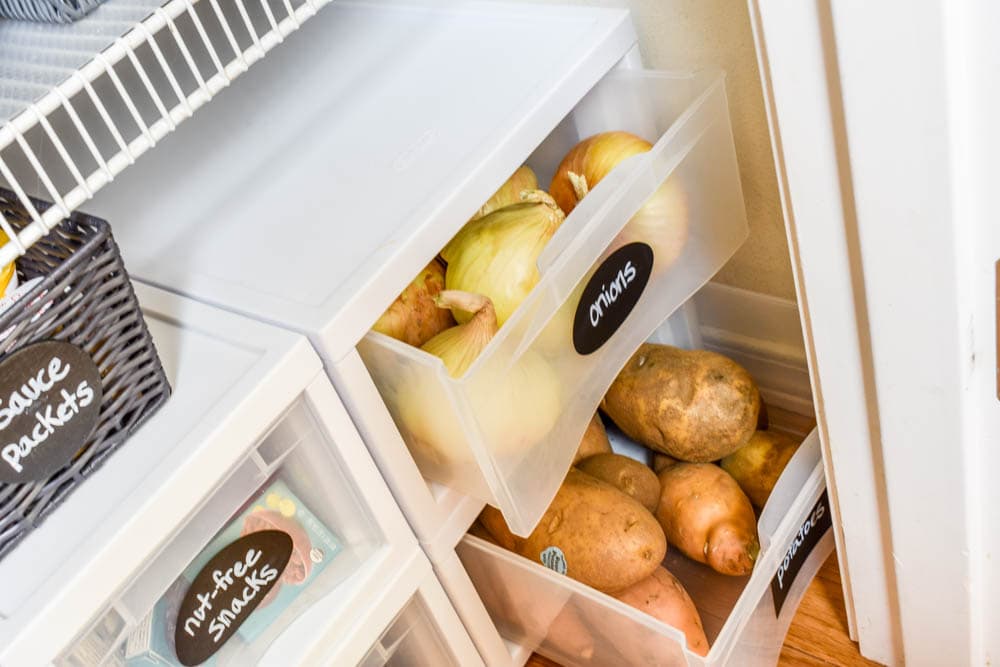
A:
[512, 0, 797, 300]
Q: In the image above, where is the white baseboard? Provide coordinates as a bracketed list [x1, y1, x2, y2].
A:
[688, 282, 813, 417]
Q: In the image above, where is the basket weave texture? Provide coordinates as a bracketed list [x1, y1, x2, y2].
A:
[0, 189, 170, 559]
[0, 0, 107, 23]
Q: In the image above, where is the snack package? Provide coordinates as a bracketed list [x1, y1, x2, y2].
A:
[183, 479, 343, 643]
[125, 479, 342, 665]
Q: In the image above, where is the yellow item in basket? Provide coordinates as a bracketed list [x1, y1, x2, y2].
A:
[0, 230, 14, 297]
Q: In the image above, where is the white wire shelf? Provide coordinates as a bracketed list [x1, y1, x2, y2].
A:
[0, 0, 328, 266]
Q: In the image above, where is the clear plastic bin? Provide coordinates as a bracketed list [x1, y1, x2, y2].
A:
[357, 68, 748, 536]
[359, 595, 459, 667]
[58, 397, 400, 666]
[457, 429, 832, 667]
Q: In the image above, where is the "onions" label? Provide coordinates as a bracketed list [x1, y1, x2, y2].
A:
[573, 243, 654, 355]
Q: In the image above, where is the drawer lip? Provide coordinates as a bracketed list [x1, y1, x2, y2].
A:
[458, 427, 828, 665]
[359, 65, 750, 538]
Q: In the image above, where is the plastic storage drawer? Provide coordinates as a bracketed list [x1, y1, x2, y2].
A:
[353, 550, 482, 667]
[457, 429, 831, 667]
[356, 67, 748, 536]
[83, 2, 644, 550]
[0, 285, 416, 665]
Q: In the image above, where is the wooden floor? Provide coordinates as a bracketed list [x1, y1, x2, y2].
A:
[778, 553, 881, 666]
[526, 553, 882, 667]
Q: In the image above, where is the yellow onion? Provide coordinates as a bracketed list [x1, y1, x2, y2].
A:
[396, 290, 562, 467]
[372, 259, 455, 347]
[443, 190, 565, 326]
[550, 131, 689, 269]
[421, 290, 498, 378]
[0, 229, 15, 297]
[550, 131, 653, 215]
[470, 165, 538, 221]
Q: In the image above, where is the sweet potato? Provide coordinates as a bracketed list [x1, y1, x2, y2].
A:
[721, 430, 801, 509]
[479, 469, 666, 593]
[656, 463, 759, 576]
[576, 453, 660, 513]
[572, 413, 612, 464]
[601, 344, 761, 462]
[612, 566, 709, 657]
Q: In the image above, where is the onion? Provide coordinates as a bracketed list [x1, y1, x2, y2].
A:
[550, 131, 689, 269]
[421, 290, 498, 378]
[470, 165, 538, 221]
[550, 131, 653, 215]
[397, 290, 562, 466]
[372, 259, 455, 347]
[443, 190, 565, 326]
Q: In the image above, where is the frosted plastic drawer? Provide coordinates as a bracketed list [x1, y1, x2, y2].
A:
[360, 594, 460, 667]
[59, 398, 393, 667]
[357, 68, 748, 536]
[457, 429, 831, 667]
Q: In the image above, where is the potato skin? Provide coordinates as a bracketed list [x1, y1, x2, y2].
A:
[612, 567, 709, 657]
[576, 453, 660, 513]
[602, 344, 761, 462]
[572, 413, 612, 464]
[721, 430, 801, 509]
[652, 453, 679, 473]
[656, 463, 759, 576]
[480, 469, 666, 593]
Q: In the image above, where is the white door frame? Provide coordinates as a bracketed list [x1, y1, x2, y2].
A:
[751, 1, 997, 665]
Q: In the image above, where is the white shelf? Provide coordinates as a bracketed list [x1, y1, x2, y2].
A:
[0, 0, 328, 266]
[86, 0, 635, 363]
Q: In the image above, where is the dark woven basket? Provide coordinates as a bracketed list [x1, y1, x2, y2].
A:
[0, 189, 170, 559]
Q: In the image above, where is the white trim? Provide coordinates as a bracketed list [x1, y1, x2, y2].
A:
[747, 1, 902, 663]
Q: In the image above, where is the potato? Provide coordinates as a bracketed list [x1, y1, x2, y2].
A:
[601, 344, 760, 462]
[612, 567, 709, 657]
[545, 606, 595, 662]
[656, 463, 759, 576]
[479, 469, 666, 593]
[721, 430, 802, 509]
[576, 453, 660, 513]
[572, 413, 612, 464]
[652, 453, 679, 473]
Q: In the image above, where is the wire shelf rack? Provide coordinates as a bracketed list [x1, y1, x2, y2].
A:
[0, 0, 329, 266]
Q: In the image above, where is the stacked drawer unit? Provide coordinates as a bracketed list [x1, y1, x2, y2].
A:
[73, 2, 839, 666]
[0, 284, 479, 666]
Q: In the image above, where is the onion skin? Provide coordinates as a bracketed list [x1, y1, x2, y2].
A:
[372, 259, 455, 347]
[420, 290, 498, 378]
[398, 290, 561, 465]
[443, 191, 564, 326]
[471, 166, 539, 221]
[550, 131, 652, 215]
[550, 131, 689, 271]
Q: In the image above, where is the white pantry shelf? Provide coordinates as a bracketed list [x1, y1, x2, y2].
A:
[0, 0, 328, 266]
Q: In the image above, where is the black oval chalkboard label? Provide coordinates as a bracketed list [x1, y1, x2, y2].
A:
[175, 530, 292, 666]
[0, 340, 103, 483]
[573, 242, 654, 355]
[771, 490, 832, 616]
